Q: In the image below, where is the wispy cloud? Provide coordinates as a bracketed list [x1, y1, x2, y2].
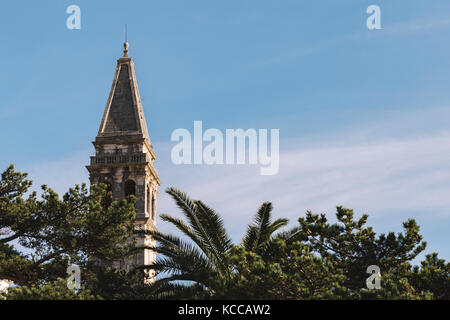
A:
[262, 15, 450, 66]
[157, 130, 450, 223]
[384, 16, 450, 35]
[153, 130, 450, 261]
[17, 107, 450, 258]
[24, 151, 90, 195]
[261, 32, 359, 66]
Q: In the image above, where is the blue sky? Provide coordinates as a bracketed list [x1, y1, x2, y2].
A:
[1, 1, 450, 261]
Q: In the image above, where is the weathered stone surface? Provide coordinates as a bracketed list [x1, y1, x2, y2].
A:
[104, 64, 139, 133]
[86, 43, 160, 282]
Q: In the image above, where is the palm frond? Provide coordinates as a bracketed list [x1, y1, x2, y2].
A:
[243, 202, 286, 251]
[165, 188, 232, 276]
[148, 280, 207, 300]
[260, 226, 303, 260]
[269, 218, 289, 235]
[194, 201, 232, 273]
[159, 214, 212, 260]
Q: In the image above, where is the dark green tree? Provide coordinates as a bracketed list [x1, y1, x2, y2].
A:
[0, 164, 137, 293]
[145, 188, 287, 299]
[3, 278, 99, 300]
[147, 189, 449, 300]
[2, 165, 448, 300]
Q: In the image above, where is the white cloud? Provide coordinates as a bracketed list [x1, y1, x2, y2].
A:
[262, 15, 450, 66]
[385, 16, 450, 35]
[17, 110, 450, 257]
[25, 151, 90, 195]
[156, 131, 450, 240]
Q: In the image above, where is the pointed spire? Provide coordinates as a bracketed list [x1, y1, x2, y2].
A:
[96, 42, 151, 144]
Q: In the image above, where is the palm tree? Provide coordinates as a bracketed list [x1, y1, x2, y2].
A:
[242, 202, 289, 254]
[146, 187, 290, 298]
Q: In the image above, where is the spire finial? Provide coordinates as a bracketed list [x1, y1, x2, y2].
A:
[123, 24, 129, 57]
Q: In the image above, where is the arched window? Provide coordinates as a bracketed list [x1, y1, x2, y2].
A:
[124, 180, 136, 197]
[152, 195, 156, 221]
[146, 184, 151, 217]
[101, 180, 113, 209]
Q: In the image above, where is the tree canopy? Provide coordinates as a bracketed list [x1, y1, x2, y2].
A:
[146, 189, 448, 299]
[0, 164, 138, 298]
[0, 165, 448, 300]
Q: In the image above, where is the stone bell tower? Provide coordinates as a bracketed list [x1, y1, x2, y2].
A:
[86, 42, 161, 279]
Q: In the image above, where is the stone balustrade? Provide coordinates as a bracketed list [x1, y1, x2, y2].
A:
[90, 153, 149, 166]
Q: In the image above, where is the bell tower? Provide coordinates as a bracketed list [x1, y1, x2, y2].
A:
[86, 42, 161, 279]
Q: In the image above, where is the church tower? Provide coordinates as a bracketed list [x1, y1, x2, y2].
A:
[86, 42, 160, 278]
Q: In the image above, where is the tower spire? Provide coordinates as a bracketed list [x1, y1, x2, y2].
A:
[97, 40, 152, 147]
[86, 42, 161, 282]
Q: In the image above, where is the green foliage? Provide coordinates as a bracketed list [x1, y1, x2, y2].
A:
[83, 266, 154, 300]
[242, 202, 288, 253]
[0, 164, 137, 297]
[148, 189, 449, 300]
[3, 278, 98, 300]
[1, 165, 448, 300]
[410, 253, 450, 299]
[228, 240, 348, 299]
[293, 207, 428, 298]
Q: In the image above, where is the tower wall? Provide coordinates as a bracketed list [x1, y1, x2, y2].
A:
[86, 43, 160, 282]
